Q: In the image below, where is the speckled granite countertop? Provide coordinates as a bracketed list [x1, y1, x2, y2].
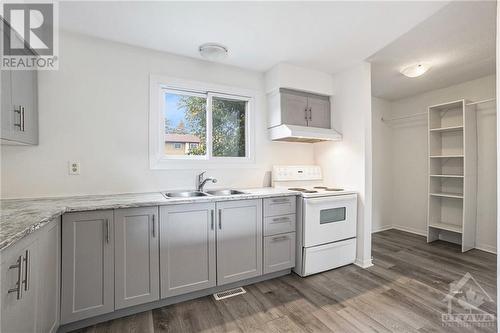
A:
[0, 188, 298, 251]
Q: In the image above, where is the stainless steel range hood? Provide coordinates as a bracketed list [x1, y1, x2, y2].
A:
[268, 124, 342, 143]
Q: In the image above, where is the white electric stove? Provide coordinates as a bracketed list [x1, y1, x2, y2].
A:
[272, 165, 358, 277]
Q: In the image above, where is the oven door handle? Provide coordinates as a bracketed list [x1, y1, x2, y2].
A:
[304, 194, 356, 205]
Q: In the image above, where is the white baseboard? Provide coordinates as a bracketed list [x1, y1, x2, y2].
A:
[354, 258, 373, 268]
[371, 225, 393, 233]
[475, 243, 497, 254]
[391, 225, 427, 237]
[372, 225, 497, 254]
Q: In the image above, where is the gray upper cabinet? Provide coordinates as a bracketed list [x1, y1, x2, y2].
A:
[1, 26, 38, 145]
[114, 207, 159, 309]
[282, 91, 308, 126]
[160, 203, 216, 298]
[61, 211, 114, 324]
[216, 199, 263, 285]
[307, 95, 331, 128]
[267, 88, 331, 129]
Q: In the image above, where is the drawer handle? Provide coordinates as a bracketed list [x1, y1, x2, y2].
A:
[272, 217, 290, 222]
[272, 235, 289, 242]
[7, 255, 23, 300]
[271, 198, 290, 204]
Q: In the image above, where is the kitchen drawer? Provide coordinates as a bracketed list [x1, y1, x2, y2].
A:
[263, 214, 295, 236]
[263, 232, 295, 274]
[264, 196, 296, 217]
[303, 238, 356, 276]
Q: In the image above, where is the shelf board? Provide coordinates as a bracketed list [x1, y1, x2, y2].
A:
[429, 174, 464, 178]
[429, 125, 464, 133]
[428, 222, 463, 233]
[429, 155, 464, 158]
[430, 192, 464, 199]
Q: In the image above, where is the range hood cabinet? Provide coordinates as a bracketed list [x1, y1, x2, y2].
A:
[267, 88, 341, 142]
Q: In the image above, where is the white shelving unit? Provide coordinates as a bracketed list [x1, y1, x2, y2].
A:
[427, 99, 477, 252]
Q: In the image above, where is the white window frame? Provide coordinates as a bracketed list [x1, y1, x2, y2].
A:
[149, 75, 256, 169]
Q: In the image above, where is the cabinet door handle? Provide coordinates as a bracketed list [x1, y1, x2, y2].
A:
[308, 107, 312, 121]
[211, 210, 214, 230]
[8, 255, 23, 300]
[22, 250, 29, 291]
[105, 219, 110, 244]
[21, 106, 25, 131]
[272, 235, 289, 242]
[152, 214, 156, 238]
[13, 106, 22, 130]
[218, 209, 222, 229]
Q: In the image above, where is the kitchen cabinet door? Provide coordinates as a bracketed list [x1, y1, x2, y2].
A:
[160, 203, 216, 298]
[9, 68, 38, 144]
[263, 232, 296, 274]
[281, 91, 308, 127]
[216, 199, 263, 285]
[36, 219, 61, 333]
[61, 211, 114, 324]
[307, 95, 330, 129]
[114, 207, 159, 309]
[1, 29, 38, 145]
[1, 236, 38, 333]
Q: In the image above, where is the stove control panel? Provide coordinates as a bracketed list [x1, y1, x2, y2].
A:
[272, 165, 322, 181]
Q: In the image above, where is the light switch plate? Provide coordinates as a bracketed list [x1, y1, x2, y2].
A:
[68, 161, 80, 175]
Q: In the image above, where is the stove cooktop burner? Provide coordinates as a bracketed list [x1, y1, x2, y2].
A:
[288, 188, 318, 193]
[313, 186, 344, 191]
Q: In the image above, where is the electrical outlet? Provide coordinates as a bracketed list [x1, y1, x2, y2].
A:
[68, 161, 80, 175]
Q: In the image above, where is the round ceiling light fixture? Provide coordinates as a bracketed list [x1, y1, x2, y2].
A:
[199, 43, 228, 61]
[400, 63, 431, 78]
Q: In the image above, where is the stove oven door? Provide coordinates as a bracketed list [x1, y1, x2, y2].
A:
[302, 194, 357, 247]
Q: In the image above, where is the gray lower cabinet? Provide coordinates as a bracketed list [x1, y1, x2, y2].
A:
[160, 203, 216, 298]
[216, 199, 263, 285]
[36, 219, 61, 333]
[263, 232, 296, 274]
[114, 207, 159, 309]
[61, 211, 114, 324]
[1, 233, 38, 333]
[1, 218, 60, 333]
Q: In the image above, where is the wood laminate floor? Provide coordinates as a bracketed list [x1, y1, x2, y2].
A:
[75, 230, 497, 332]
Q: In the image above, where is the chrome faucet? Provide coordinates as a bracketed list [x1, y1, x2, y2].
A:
[197, 172, 217, 192]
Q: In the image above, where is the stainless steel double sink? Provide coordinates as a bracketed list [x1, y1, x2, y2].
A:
[162, 189, 246, 199]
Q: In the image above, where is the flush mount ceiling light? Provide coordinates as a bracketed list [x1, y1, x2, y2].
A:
[400, 63, 431, 78]
[199, 43, 228, 61]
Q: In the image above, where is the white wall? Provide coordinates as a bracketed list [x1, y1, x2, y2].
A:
[0, 32, 315, 198]
[376, 75, 497, 253]
[314, 62, 373, 267]
[371, 97, 393, 232]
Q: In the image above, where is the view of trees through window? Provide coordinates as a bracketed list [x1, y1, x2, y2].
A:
[164, 91, 246, 158]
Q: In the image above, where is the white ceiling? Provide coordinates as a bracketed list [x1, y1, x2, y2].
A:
[59, 1, 449, 74]
[369, 1, 496, 101]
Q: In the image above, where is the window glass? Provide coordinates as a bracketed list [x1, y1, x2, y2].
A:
[212, 97, 246, 157]
[164, 92, 206, 156]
